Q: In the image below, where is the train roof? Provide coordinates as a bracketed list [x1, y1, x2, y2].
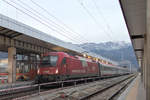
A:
[100, 63, 128, 70]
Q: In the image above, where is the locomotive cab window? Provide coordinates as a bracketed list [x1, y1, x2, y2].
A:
[41, 55, 58, 67]
[81, 60, 88, 67]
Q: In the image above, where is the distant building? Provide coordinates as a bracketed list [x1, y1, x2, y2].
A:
[0, 58, 8, 73]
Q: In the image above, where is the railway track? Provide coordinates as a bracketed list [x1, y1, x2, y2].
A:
[0, 76, 101, 100]
[48, 74, 136, 100]
[20, 74, 135, 100]
[79, 74, 135, 100]
[0, 74, 135, 100]
[0, 84, 38, 100]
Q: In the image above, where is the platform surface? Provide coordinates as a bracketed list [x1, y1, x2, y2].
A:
[118, 74, 146, 100]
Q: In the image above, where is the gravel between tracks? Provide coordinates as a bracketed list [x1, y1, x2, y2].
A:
[24, 74, 135, 100]
[86, 75, 135, 100]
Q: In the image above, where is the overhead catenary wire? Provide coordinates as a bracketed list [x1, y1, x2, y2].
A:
[2, 0, 82, 44]
[11, 0, 85, 44]
[92, 0, 114, 39]
[77, 0, 114, 41]
[16, 0, 87, 44]
[30, 0, 90, 43]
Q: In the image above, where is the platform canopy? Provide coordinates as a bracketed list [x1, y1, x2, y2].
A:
[119, 0, 146, 62]
[0, 14, 86, 55]
[0, 14, 118, 64]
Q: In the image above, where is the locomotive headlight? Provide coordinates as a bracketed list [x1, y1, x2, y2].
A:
[55, 69, 58, 74]
[37, 69, 40, 74]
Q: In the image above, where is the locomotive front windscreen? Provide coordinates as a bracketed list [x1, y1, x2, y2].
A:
[40, 55, 58, 67]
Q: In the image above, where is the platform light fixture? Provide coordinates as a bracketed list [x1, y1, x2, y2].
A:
[96, 58, 98, 61]
[88, 56, 91, 59]
[83, 53, 87, 57]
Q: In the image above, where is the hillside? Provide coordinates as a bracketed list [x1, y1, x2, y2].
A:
[78, 41, 138, 67]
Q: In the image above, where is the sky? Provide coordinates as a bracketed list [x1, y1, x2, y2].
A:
[0, 0, 131, 44]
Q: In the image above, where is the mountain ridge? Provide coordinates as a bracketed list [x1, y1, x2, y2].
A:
[77, 41, 138, 68]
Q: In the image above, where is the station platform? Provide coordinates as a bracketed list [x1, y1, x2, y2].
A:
[117, 74, 146, 100]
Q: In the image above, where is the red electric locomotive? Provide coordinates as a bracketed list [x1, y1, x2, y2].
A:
[36, 52, 130, 83]
[36, 52, 100, 82]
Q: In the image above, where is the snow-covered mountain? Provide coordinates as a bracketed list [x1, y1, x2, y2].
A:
[78, 41, 131, 51]
[78, 41, 138, 67]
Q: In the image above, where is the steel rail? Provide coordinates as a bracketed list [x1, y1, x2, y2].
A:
[0, 74, 131, 100]
[79, 75, 135, 100]
[14, 74, 133, 100]
[107, 76, 136, 100]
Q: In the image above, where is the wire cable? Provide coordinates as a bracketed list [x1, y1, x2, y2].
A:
[92, 0, 114, 40]
[2, 0, 82, 43]
[30, 0, 90, 43]
[77, 0, 113, 41]
[16, 0, 87, 43]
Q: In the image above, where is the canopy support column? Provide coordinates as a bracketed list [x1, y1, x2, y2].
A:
[8, 47, 16, 83]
